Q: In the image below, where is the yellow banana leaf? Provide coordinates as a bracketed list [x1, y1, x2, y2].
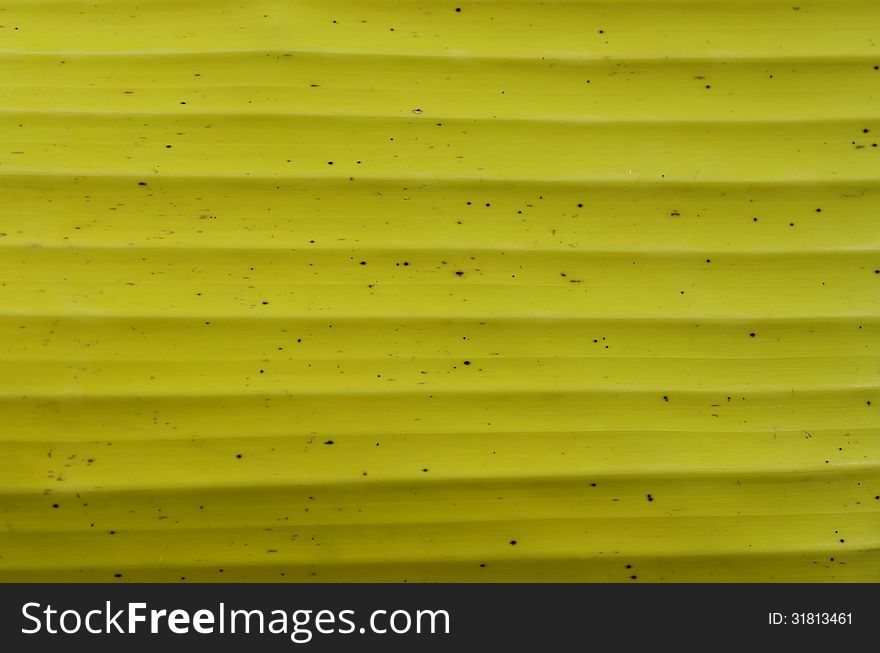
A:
[0, 0, 878, 582]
